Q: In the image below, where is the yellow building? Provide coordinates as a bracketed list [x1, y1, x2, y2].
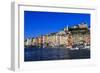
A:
[24, 22, 90, 49]
[56, 31, 68, 48]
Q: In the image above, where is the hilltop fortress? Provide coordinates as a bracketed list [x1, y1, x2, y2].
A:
[24, 22, 90, 49]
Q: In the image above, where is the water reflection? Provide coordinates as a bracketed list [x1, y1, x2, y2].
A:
[24, 48, 90, 61]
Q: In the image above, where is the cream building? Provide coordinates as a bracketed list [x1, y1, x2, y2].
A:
[31, 38, 36, 46]
[24, 22, 90, 49]
[25, 38, 32, 46]
[56, 31, 67, 47]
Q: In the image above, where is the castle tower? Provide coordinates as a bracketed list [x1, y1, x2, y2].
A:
[64, 25, 69, 32]
[66, 25, 69, 31]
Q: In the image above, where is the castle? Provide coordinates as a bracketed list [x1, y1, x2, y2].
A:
[24, 22, 90, 49]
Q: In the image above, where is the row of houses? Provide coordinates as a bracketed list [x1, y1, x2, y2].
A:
[24, 22, 90, 48]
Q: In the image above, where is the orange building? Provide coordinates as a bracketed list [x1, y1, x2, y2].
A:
[66, 32, 73, 48]
[84, 35, 90, 45]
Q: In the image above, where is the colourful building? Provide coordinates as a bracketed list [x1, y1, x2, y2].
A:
[24, 22, 90, 49]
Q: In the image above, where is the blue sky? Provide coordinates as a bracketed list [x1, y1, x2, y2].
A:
[24, 11, 90, 39]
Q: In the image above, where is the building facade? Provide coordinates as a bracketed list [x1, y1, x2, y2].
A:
[24, 23, 90, 49]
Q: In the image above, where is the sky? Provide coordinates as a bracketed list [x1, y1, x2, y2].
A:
[24, 11, 90, 39]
